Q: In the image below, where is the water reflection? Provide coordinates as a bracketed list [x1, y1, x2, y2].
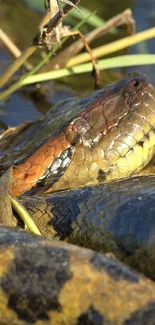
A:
[0, 0, 155, 127]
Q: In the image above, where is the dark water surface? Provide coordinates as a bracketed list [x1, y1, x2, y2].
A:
[0, 0, 155, 127]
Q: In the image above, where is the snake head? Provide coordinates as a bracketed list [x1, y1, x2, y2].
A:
[67, 74, 155, 148]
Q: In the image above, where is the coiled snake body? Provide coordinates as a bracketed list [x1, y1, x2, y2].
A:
[1, 74, 155, 324]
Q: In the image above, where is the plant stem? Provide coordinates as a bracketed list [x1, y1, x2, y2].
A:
[1, 54, 155, 100]
[10, 195, 41, 235]
[67, 27, 155, 67]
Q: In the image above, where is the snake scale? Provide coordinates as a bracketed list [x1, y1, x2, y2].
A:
[1, 74, 155, 324]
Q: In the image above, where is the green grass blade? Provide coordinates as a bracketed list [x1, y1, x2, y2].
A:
[1, 54, 155, 100]
[20, 54, 155, 85]
[69, 6, 105, 28]
[10, 195, 41, 235]
[0, 12, 96, 100]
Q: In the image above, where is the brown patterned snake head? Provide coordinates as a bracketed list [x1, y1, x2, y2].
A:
[11, 74, 155, 196]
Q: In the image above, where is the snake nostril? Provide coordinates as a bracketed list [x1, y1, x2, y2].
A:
[148, 83, 154, 93]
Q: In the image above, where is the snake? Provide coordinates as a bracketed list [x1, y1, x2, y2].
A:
[1, 73, 155, 324]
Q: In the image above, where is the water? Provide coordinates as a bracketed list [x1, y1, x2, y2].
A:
[0, 0, 155, 127]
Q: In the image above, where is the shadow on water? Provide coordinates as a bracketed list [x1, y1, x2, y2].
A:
[0, 0, 155, 127]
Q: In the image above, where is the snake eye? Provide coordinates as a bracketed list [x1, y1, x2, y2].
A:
[130, 79, 141, 89]
[125, 79, 143, 95]
[132, 80, 140, 87]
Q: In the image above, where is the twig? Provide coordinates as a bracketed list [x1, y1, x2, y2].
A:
[0, 9, 53, 89]
[0, 0, 80, 90]
[0, 5, 56, 89]
[0, 15, 94, 100]
[45, 0, 80, 29]
[43, 0, 64, 44]
[33, 0, 101, 87]
[68, 30, 101, 87]
[0, 28, 33, 70]
[42, 8, 135, 70]
[0, 46, 37, 89]
[66, 26, 155, 67]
